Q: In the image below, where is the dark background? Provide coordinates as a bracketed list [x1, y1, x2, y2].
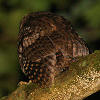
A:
[0, 0, 100, 99]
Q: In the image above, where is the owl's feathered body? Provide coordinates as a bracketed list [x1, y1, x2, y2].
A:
[18, 12, 89, 85]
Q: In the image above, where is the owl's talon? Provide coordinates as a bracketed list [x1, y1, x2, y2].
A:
[28, 80, 32, 84]
[18, 81, 28, 86]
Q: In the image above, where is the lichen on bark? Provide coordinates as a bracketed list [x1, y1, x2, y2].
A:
[1, 50, 100, 100]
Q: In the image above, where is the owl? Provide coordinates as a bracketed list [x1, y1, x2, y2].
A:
[17, 12, 89, 86]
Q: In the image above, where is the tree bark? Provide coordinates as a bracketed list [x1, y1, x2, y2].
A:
[1, 50, 100, 100]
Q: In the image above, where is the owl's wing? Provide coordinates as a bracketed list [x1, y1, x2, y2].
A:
[23, 35, 56, 62]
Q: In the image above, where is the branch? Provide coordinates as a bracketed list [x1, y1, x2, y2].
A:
[1, 50, 100, 100]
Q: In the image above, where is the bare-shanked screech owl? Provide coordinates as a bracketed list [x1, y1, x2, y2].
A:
[17, 12, 89, 86]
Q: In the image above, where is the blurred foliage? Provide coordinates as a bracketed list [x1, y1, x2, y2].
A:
[0, 0, 100, 98]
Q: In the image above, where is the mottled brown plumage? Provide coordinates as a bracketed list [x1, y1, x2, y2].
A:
[17, 12, 89, 86]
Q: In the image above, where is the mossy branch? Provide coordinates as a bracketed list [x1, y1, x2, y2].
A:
[1, 50, 100, 100]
